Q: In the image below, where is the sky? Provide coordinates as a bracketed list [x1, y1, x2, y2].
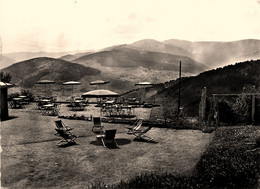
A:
[1, 0, 260, 53]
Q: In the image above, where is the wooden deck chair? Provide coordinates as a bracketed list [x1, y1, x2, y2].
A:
[92, 117, 104, 135]
[54, 129, 77, 146]
[126, 119, 143, 134]
[133, 125, 153, 142]
[100, 129, 119, 147]
[54, 120, 74, 131]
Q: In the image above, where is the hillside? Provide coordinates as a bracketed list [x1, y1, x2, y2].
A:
[59, 52, 94, 61]
[2, 57, 101, 88]
[147, 59, 260, 116]
[126, 39, 192, 57]
[74, 47, 208, 73]
[164, 39, 260, 68]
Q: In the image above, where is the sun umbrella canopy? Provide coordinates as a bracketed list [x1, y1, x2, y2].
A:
[0, 81, 14, 89]
[36, 80, 55, 84]
[62, 81, 82, 85]
[90, 80, 110, 85]
[135, 82, 154, 86]
[82, 89, 119, 98]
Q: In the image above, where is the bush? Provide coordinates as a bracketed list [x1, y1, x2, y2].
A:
[217, 100, 237, 125]
[21, 89, 35, 101]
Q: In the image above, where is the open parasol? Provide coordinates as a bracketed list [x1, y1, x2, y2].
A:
[36, 80, 55, 95]
[62, 81, 82, 96]
[0, 81, 14, 89]
[82, 89, 119, 98]
[90, 80, 110, 85]
[135, 82, 154, 86]
[135, 82, 155, 104]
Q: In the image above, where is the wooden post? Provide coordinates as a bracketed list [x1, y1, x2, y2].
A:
[177, 61, 181, 117]
[252, 94, 255, 124]
[199, 87, 207, 121]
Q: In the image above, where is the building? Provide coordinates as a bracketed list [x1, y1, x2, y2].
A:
[0, 81, 13, 121]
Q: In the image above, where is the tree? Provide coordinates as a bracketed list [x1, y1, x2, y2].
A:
[231, 84, 259, 124]
[0, 71, 12, 83]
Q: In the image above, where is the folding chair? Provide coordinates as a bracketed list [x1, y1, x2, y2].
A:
[133, 126, 153, 142]
[100, 129, 119, 148]
[126, 119, 143, 134]
[54, 120, 74, 131]
[54, 129, 77, 146]
[92, 117, 104, 135]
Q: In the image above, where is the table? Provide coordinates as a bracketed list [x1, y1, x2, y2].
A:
[10, 98, 25, 109]
[40, 104, 60, 116]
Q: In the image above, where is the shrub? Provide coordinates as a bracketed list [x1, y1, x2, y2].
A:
[217, 100, 237, 125]
[21, 89, 35, 101]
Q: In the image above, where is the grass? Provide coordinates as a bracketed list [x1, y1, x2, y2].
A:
[98, 126, 260, 188]
[4, 103, 258, 188]
[1, 104, 213, 188]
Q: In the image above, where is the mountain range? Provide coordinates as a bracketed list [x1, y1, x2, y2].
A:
[1, 38, 260, 100]
[2, 39, 260, 69]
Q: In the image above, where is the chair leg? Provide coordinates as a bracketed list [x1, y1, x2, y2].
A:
[137, 134, 153, 142]
[55, 139, 66, 146]
[114, 139, 119, 147]
[101, 138, 107, 147]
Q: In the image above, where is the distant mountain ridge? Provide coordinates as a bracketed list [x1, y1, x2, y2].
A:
[126, 39, 192, 57]
[2, 57, 101, 88]
[2, 38, 259, 96]
[74, 46, 208, 73]
[0, 50, 92, 69]
[2, 39, 259, 70]
[164, 39, 260, 68]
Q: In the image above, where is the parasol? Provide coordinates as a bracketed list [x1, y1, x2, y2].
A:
[0, 81, 14, 89]
[90, 80, 110, 89]
[135, 82, 155, 104]
[36, 80, 55, 95]
[62, 81, 82, 96]
[135, 82, 154, 86]
[82, 89, 119, 98]
[90, 80, 110, 85]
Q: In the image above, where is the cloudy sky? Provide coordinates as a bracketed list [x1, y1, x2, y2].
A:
[1, 0, 260, 53]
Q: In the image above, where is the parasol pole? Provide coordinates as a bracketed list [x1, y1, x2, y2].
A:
[177, 61, 181, 119]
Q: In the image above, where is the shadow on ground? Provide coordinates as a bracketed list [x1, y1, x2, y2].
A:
[1, 116, 19, 122]
[90, 138, 132, 149]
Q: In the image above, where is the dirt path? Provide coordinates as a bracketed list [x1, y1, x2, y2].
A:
[1, 104, 213, 188]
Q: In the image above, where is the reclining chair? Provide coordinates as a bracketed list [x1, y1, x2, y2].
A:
[54, 120, 74, 131]
[126, 119, 143, 134]
[133, 125, 153, 142]
[92, 117, 104, 135]
[54, 129, 77, 146]
[126, 119, 153, 142]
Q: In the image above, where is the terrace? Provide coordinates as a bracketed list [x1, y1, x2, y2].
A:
[1, 103, 213, 188]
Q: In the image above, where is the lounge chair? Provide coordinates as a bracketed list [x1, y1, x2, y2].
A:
[54, 129, 77, 146]
[54, 120, 74, 131]
[99, 129, 119, 148]
[133, 125, 153, 142]
[92, 117, 104, 135]
[126, 119, 143, 134]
